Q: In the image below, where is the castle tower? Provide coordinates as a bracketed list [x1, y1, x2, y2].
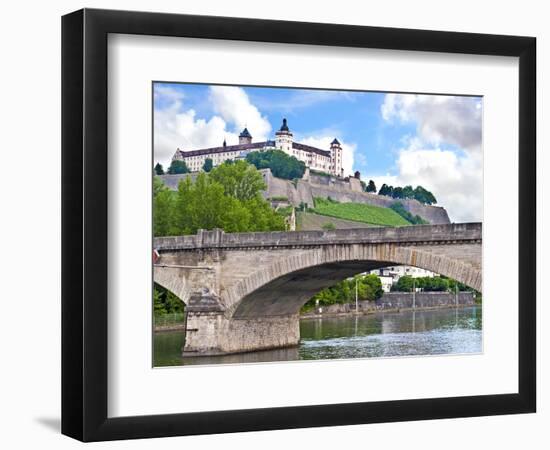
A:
[330, 138, 343, 177]
[275, 118, 293, 154]
[239, 127, 252, 145]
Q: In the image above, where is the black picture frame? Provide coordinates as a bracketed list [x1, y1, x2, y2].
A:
[62, 8, 536, 442]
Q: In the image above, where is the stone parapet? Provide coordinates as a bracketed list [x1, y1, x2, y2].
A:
[154, 223, 482, 251]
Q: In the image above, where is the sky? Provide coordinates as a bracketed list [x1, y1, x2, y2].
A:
[153, 82, 483, 223]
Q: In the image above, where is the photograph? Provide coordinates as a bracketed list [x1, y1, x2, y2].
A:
[0, 0, 541, 446]
[151, 82, 483, 367]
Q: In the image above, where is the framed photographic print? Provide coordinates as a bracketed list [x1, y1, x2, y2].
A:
[61, 8, 536, 441]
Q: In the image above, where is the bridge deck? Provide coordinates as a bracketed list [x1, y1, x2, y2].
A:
[154, 223, 482, 251]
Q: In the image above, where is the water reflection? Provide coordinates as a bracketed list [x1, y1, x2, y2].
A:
[154, 306, 482, 367]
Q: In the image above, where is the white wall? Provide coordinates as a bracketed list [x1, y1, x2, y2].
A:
[0, 1, 546, 449]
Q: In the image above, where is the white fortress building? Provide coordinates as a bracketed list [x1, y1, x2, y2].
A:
[171, 118, 344, 177]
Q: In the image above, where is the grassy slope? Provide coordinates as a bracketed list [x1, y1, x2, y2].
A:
[297, 212, 376, 231]
[311, 198, 411, 227]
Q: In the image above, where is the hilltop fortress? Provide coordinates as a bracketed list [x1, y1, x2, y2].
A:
[164, 117, 450, 225]
[172, 118, 344, 177]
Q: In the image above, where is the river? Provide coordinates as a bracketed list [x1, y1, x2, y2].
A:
[154, 306, 482, 367]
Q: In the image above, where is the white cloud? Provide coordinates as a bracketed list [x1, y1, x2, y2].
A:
[154, 86, 271, 169]
[209, 86, 271, 141]
[382, 94, 482, 153]
[299, 135, 356, 177]
[154, 103, 235, 169]
[153, 85, 185, 104]
[377, 94, 483, 222]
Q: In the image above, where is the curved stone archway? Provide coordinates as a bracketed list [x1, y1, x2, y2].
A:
[153, 266, 191, 305]
[152, 225, 481, 355]
[225, 243, 481, 318]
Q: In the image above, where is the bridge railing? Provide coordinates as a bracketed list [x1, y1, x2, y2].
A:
[153, 223, 482, 251]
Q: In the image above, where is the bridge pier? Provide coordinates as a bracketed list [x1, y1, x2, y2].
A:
[183, 312, 300, 356]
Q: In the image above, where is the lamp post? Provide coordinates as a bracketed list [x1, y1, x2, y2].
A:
[355, 277, 359, 314]
[412, 277, 416, 309]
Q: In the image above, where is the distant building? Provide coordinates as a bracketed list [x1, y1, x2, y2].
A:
[378, 275, 394, 293]
[171, 118, 344, 177]
[370, 266, 438, 288]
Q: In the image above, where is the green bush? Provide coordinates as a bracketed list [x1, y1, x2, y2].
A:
[246, 150, 306, 180]
[276, 206, 294, 217]
[310, 169, 332, 178]
[301, 274, 383, 312]
[378, 183, 437, 205]
[390, 202, 429, 225]
[167, 159, 190, 174]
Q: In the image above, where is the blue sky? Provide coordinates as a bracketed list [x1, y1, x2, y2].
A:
[153, 82, 482, 222]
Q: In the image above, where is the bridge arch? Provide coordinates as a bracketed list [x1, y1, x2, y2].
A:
[153, 266, 190, 305]
[224, 243, 481, 318]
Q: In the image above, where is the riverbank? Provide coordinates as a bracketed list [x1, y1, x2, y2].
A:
[301, 291, 476, 319]
[154, 312, 186, 332]
[153, 292, 477, 331]
[154, 323, 186, 332]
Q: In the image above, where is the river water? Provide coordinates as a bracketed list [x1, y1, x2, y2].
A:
[154, 306, 482, 367]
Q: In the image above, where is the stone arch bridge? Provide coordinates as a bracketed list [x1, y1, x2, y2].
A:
[154, 223, 481, 356]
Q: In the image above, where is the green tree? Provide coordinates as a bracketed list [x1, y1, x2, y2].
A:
[202, 158, 213, 172]
[356, 274, 384, 300]
[153, 287, 167, 315]
[413, 185, 437, 205]
[243, 196, 286, 232]
[153, 177, 176, 236]
[392, 275, 415, 292]
[390, 201, 429, 225]
[154, 161, 285, 236]
[392, 275, 450, 292]
[303, 273, 383, 311]
[154, 162, 165, 175]
[167, 159, 190, 174]
[209, 160, 266, 201]
[171, 166, 286, 235]
[422, 276, 449, 291]
[402, 185, 415, 199]
[378, 183, 437, 205]
[378, 183, 394, 197]
[392, 186, 404, 199]
[365, 179, 377, 193]
[246, 150, 306, 180]
[321, 222, 336, 231]
[172, 174, 251, 234]
[154, 283, 184, 315]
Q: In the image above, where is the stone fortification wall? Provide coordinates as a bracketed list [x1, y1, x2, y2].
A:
[158, 173, 195, 190]
[160, 169, 451, 225]
[261, 170, 451, 225]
